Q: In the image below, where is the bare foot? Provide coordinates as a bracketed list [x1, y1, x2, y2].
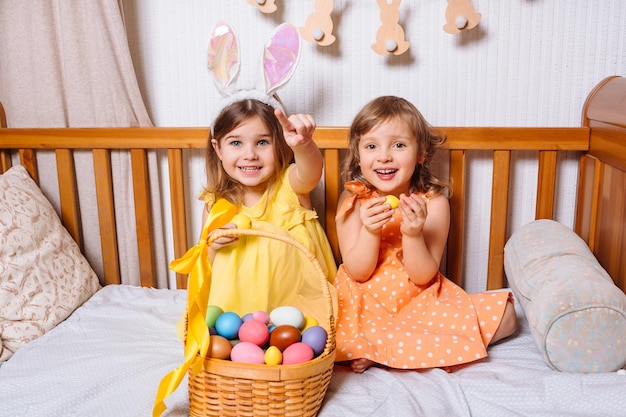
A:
[351, 358, 375, 373]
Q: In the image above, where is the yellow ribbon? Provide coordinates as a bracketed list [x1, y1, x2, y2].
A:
[153, 199, 237, 417]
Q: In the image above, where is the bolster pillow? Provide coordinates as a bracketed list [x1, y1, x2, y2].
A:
[504, 219, 626, 373]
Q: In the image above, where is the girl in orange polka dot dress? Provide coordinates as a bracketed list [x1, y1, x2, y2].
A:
[334, 96, 517, 373]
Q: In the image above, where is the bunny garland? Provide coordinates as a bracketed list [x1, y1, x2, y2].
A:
[207, 21, 301, 129]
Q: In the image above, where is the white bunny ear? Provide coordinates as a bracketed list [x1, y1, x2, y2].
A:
[207, 21, 240, 96]
[262, 23, 301, 96]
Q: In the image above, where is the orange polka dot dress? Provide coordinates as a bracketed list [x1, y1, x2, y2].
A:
[333, 181, 511, 369]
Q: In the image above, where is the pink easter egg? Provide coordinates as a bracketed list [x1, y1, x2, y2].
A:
[230, 342, 265, 364]
[252, 310, 270, 324]
[282, 342, 314, 365]
[238, 318, 270, 346]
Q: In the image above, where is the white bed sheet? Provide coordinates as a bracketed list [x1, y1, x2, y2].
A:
[1, 285, 625, 417]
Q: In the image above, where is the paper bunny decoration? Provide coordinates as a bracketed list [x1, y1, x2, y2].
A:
[207, 21, 301, 126]
[443, 0, 481, 34]
[247, 0, 277, 14]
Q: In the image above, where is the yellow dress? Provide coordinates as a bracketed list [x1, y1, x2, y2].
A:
[203, 166, 337, 316]
[334, 181, 510, 369]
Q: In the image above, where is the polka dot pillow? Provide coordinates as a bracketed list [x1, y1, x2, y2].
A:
[0, 165, 101, 362]
[504, 219, 626, 373]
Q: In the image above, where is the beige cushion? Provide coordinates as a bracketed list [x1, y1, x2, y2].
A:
[505, 219, 626, 373]
[0, 165, 101, 362]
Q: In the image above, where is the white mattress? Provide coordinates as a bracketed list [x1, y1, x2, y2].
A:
[1, 285, 625, 417]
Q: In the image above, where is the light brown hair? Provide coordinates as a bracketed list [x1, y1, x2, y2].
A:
[342, 96, 450, 196]
[201, 99, 294, 206]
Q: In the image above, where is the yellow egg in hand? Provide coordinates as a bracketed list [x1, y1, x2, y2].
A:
[385, 195, 400, 209]
[231, 213, 251, 229]
[264, 345, 283, 365]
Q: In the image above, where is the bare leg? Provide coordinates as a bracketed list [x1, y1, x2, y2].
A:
[490, 300, 517, 344]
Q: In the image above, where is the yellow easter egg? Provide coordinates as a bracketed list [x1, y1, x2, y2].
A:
[264, 345, 283, 365]
[301, 316, 319, 331]
[231, 213, 251, 229]
[385, 195, 400, 209]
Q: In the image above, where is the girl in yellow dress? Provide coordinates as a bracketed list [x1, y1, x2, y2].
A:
[201, 98, 337, 315]
[334, 96, 517, 373]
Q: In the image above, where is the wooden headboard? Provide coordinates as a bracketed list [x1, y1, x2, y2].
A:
[1, 76, 625, 292]
[576, 75, 626, 289]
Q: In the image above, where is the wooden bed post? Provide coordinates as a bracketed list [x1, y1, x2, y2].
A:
[577, 75, 626, 285]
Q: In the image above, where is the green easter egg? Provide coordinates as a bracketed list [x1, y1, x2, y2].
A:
[206, 305, 224, 328]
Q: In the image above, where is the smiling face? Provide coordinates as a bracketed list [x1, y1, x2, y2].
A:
[212, 115, 276, 198]
[358, 117, 422, 196]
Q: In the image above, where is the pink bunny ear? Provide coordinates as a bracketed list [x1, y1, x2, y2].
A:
[207, 21, 240, 96]
[263, 23, 301, 96]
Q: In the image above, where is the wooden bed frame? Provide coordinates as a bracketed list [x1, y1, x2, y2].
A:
[1, 75, 625, 292]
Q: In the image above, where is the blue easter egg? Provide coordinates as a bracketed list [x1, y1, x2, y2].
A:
[215, 312, 243, 340]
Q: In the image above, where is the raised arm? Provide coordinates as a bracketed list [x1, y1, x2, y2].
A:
[275, 108, 323, 195]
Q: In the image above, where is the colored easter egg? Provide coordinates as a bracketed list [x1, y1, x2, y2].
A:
[238, 318, 270, 346]
[252, 310, 270, 324]
[208, 335, 232, 360]
[264, 345, 283, 365]
[242, 313, 253, 322]
[270, 306, 305, 329]
[215, 312, 243, 340]
[230, 342, 265, 364]
[269, 325, 302, 351]
[385, 195, 400, 209]
[231, 213, 251, 229]
[282, 342, 314, 365]
[301, 326, 327, 357]
[301, 316, 319, 331]
[205, 305, 224, 328]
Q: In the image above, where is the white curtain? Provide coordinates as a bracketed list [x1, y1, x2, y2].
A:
[0, 0, 169, 288]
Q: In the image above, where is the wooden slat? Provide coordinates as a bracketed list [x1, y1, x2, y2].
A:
[55, 149, 82, 248]
[93, 149, 121, 285]
[19, 149, 38, 183]
[0, 150, 10, 173]
[130, 149, 156, 287]
[587, 159, 604, 253]
[447, 150, 466, 286]
[536, 150, 557, 219]
[168, 148, 189, 289]
[323, 149, 340, 265]
[487, 150, 511, 290]
[574, 154, 595, 242]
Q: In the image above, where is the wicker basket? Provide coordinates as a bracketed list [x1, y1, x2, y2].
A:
[188, 228, 336, 417]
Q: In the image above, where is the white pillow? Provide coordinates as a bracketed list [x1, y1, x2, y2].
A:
[0, 165, 101, 362]
[505, 219, 626, 373]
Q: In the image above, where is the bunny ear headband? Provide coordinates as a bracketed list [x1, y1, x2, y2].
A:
[207, 21, 301, 131]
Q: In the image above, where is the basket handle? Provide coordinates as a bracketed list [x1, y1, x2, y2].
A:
[206, 227, 336, 335]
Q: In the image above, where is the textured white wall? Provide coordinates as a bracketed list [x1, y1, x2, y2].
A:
[122, 1, 626, 291]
